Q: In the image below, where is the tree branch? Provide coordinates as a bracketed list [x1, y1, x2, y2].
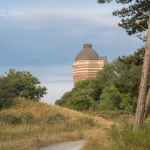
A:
[139, 11, 150, 17]
[139, 25, 147, 31]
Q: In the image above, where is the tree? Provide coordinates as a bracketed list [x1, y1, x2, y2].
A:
[56, 55, 142, 112]
[68, 96, 93, 111]
[118, 47, 145, 67]
[97, 0, 150, 130]
[55, 91, 72, 107]
[98, 0, 149, 35]
[55, 79, 101, 110]
[133, 16, 150, 130]
[97, 58, 142, 98]
[100, 84, 121, 110]
[0, 76, 15, 109]
[72, 79, 101, 101]
[0, 69, 47, 109]
[97, 59, 142, 112]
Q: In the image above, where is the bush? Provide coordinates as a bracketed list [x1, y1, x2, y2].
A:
[82, 117, 95, 127]
[20, 112, 35, 124]
[108, 122, 150, 150]
[68, 96, 93, 111]
[97, 110, 131, 119]
[0, 111, 21, 125]
[46, 112, 66, 125]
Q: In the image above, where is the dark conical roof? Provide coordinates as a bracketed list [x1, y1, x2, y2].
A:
[75, 44, 99, 61]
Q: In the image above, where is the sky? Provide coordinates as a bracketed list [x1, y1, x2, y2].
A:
[0, 0, 145, 104]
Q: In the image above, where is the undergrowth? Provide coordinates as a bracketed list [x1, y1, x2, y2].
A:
[82, 118, 150, 150]
[107, 122, 150, 150]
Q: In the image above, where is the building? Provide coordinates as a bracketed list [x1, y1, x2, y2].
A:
[72, 43, 107, 85]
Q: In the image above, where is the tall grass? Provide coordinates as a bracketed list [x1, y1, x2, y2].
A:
[107, 122, 150, 150]
[82, 116, 150, 150]
[0, 98, 112, 150]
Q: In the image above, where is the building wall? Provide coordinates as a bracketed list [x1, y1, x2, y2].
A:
[72, 60, 104, 85]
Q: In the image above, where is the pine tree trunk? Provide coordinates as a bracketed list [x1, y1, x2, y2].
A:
[144, 87, 150, 119]
[133, 16, 150, 131]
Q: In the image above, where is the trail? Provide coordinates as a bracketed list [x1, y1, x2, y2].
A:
[40, 140, 86, 150]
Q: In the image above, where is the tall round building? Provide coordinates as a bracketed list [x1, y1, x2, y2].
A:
[72, 43, 107, 85]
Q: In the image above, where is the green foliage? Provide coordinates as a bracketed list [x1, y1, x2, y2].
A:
[100, 85, 121, 110]
[55, 79, 101, 111]
[108, 123, 150, 150]
[98, 0, 149, 35]
[97, 59, 142, 97]
[68, 96, 93, 111]
[55, 91, 72, 107]
[119, 94, 133, 112]
[0, 76, 16, 109]
[118, 47, 144, 67]
[72, 79, 101, 100]
[0, 69, 47, 109]
[96, 58, 141, 112]
[96, 62, 116, 89]
[56, 49, 142, 113]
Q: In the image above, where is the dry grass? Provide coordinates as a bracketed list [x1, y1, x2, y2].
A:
[81, 129, 116, 150]
[81, 115, 150, 150]
[0, 98, 113, 150]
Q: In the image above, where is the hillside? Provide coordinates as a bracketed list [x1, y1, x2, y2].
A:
[0, 98, 112, 150]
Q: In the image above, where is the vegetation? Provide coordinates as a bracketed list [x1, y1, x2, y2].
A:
[82, 117, 150, 150]
[98, 0, 149, 36]
[0, 50, 150, 149]
[97, 0, 150, 130]
[0, 1, 149, 149]
[1, 98, 150, 150]
[0, 98, 112, 150]
[55, 48, 143, 113]
[0, 69, 47, 110]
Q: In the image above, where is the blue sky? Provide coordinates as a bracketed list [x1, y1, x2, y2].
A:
[0, 1, 144, 104]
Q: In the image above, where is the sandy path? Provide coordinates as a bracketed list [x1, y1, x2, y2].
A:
[40, 140, 86, 150]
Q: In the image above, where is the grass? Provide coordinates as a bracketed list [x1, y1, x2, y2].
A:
[81, 115, 150, 150]
[0, 98, 113, 150]
[2, 98, 149, 150]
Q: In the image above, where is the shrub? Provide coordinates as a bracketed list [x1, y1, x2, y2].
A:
[20, 112, 35, 124]
[68, 96, 93, 111]
[82, 117, 95, 127]
[108, 123, 150, 150]
[46, 112, 66, 125]
[97, 110, 131, 119]
[0, 111, 21, 125]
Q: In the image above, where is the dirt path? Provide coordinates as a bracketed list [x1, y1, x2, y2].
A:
[40, 140, 86, 150]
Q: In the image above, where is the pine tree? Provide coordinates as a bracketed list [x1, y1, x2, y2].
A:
[97, 0, 150, 130]
[98, 0, 150, 35]
[133, 17, 150, 130]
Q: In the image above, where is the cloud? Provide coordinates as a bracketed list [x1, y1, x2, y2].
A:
[0, 5, 119, 32]
[0, 0, 145, 105]
[0, 1, 144, 67]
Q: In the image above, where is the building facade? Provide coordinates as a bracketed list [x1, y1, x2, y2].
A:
[72, 44, 107, 85]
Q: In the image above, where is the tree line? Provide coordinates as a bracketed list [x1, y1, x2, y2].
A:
[55, 48, 144, 112]
[57, 0, 150, 130]
[99, 0, 150, 131]
[0, 69, 47, 109]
